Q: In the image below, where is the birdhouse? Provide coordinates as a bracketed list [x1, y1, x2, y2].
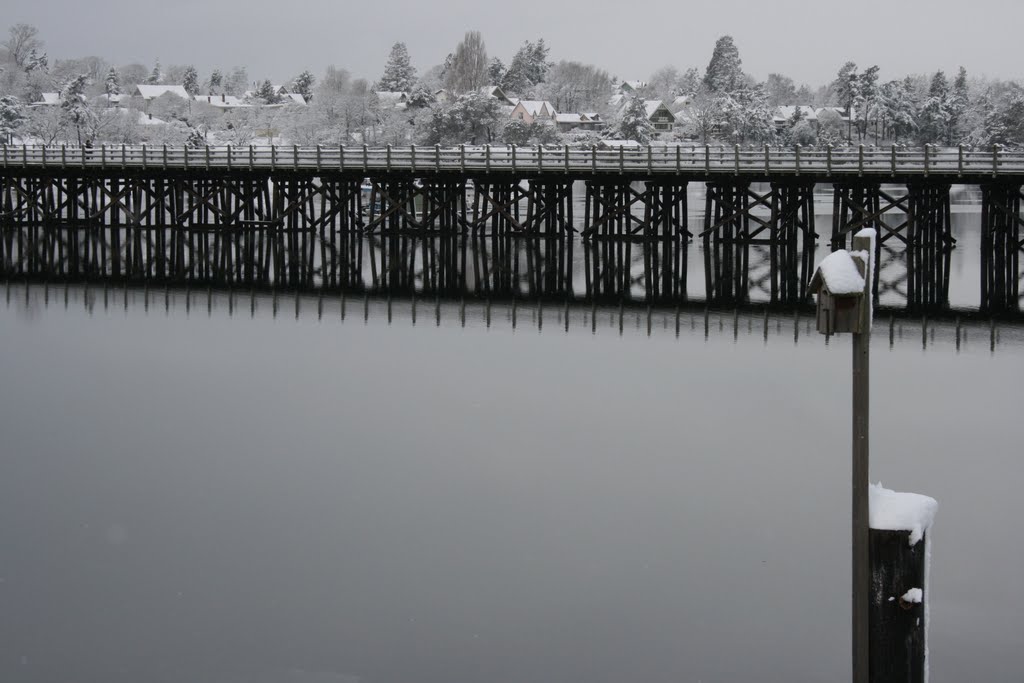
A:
[809, 249, 867, 335]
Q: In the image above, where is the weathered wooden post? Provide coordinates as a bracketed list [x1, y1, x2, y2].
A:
[810, 230, 937, 683]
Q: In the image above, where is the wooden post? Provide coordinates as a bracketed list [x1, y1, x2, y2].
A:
[923, 144, 929, 177]
[851, 230, 874, 683]
[795, 144, 801, 176]
[869, 529, 928, 683]
[858, 144, 864, 176]
[827, 145, 833, 176]
[891, 145, 897, 176]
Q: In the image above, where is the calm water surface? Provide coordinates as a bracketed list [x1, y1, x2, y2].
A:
[0, 284, 1021, 683]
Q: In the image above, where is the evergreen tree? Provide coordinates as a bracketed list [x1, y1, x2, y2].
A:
[857, 65, 880, 141]
[208, 69, 223, 95]
[378, 42, 417, 92]
[617, 95, 654, 144]
[832, 61, 860, 142]
[0, 95, 26, 143]
[104, 67, 120, 95]
[948, 67, 970, 144]
[182, 66, 200, 96]
[488, 57, 506, 85]
[917, 71, 950, 144]
[703, 36, 743, 94]
[254, 79, 281, 104]
[24, 48, 48, 74]
[292, 70, 315, 101]
[146, 60, 162, 85]
[501, 39, 551, 94]
[59, 74, 92, 144]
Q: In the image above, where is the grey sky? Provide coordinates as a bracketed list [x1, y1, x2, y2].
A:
[5, 0, 1023, 87]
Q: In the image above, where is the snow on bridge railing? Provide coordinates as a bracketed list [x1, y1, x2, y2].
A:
[3, 143, 1024, 177]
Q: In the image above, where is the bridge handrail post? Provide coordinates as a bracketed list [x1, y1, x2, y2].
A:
[101, 144, 106, 170]
[705, 144, 710, 174]
[270, 145, 276, 171]
[163, 144, 168, 169]
[957, 145, 963, 177]
[647, 145, 653, 173]
[184, 145, 190, 171]
[923, 144, 929, 177]
[339, 144, 345, 171]
[734, 144, 740, 175]
[619, 146, 624, 173]
[435, 144, 440, 172]
[61, 143, 67, 169]
[2, 144, 7, 169]
[226, 144, 231, 171]
[248, 145, 254, 171]
[141, 144, 147, 170]
[486, 144, 491, 172]
[591, 145, 597, 173]
[294, 144, 299, 171]
[891, 145, 897, 176]
[565, 145, 570, 172]
[122, 144, 127, 168]
[206, 144, 211, 171]
[795, 144, 801, 176]
[386, 144, 392, 171]
[316, 144, 322, 172]
[41, 145, 46, 167]
[992, 144, 999, 178]
[858, 144, 864, 176]
[21, 143, 27, 169]
[363, 144, 369, 173]
[410, 144, 415, 173]
[512, 144, 517, 172]
[827, 145, 833, 176]
[460, 144, 465, 172]
[764, 144, 770, 174]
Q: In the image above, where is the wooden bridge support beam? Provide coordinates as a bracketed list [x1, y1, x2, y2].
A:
[980, 182, 1023, 312]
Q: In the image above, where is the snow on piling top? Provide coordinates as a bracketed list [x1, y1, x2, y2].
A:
[815, 250, 865, 295]
[870, 483, 938, 546]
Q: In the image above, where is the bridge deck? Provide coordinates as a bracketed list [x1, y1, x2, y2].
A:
[4, 144, 1024, 180]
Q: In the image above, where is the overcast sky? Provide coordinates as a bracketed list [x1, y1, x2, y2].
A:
[5, 0, 1023, 87]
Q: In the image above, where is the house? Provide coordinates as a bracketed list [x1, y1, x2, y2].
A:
[816, 106, 854, 124]
[374, 91, 409, 110]
[671, 94, 693, 112]
[510, 100, 557, 124]
[30, 92, 61, 107]
[479, 85, 514, 105]
[133, 84, 190, 101]
[774, 105, 818, 131]
[194, 94, 250, 110]
[644, 100, 676, 133]
[553, 112, 603, 133]
[618, 80, 648, 94]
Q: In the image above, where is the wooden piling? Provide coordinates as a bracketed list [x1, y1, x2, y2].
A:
[869, 529, 928, 683]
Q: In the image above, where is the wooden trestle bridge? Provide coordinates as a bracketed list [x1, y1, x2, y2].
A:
[1, 144, 1022, 313]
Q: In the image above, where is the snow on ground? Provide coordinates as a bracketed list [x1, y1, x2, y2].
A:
[869, 483, 938, 546]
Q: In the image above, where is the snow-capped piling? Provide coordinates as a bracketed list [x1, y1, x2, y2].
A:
[869, 484, 937, 683]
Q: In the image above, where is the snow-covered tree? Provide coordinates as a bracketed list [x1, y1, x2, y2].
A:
[703, 35, 744, 94]
[536, 60, 612, 113]
[857, 65, 880, 142]
[104, 67, 120, 95]
[617, 95, 654, 144]
[24, 105, 66, 144]
[24, 48, 48, 74]
[501, 38, 550, 94]
[207, 69, 223, 95]
[254, 79, 281, 104]
[0, 95, 26, 143]
[378, 42, 417, 92]
[3, 24, 43, 69]
[182, 66, 199, 96]
[947, 67, 970, 145]
[59, 74, 93, 144]
[424, 90, 502, 144]
[292, 70, 315, 101]
[146, 59, 162, 85]
[816, 109, 846, 147]
[444, 31, 488, 94]
[917, 71, 950, 144]
[765, 73, 797, 107]
[487, 57, 506, 85]
[720, 86, 774, 143]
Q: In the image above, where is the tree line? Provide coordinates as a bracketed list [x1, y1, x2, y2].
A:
[1, 24, 1022, 149]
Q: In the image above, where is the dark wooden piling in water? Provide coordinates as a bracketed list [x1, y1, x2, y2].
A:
[869, 529, 927, 683]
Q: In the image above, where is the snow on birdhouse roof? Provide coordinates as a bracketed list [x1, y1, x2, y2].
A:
[811, 249, 865, 296]
[870, 483, 938, 546]
[134, 84, 190, 100]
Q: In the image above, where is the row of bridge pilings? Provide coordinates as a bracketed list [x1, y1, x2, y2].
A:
[0, 170, 1020, 312]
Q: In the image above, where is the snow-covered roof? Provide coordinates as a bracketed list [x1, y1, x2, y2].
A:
[620, 80, 647, 92]
[282, 93, 306, 105]
[644, 100, 673, 119]
[811, 249, 865, 295]
[581, 112, 601, 121]
[608, 93, 625, 108]
[554, 113, 583, 123]
[134, 84, 190, 100]
[97, 93, 125, 104]
[775, 105, 818, 122]
[816, 106, 854, 122]
[514, 100, 556, 117]
[194, 94, 249, 109]
[37, 92, 60, 105]
[479, 85, 512, 103]
[672, 95, 693, 110]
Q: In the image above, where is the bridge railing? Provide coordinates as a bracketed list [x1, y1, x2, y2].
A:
[3, 143, 1024, 177]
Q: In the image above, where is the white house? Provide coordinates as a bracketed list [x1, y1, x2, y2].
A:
[554, 112, 603, 133]
[774, 105, 818, 130]
[510, 100, 557, 124]
[644, 100, 676, 133]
